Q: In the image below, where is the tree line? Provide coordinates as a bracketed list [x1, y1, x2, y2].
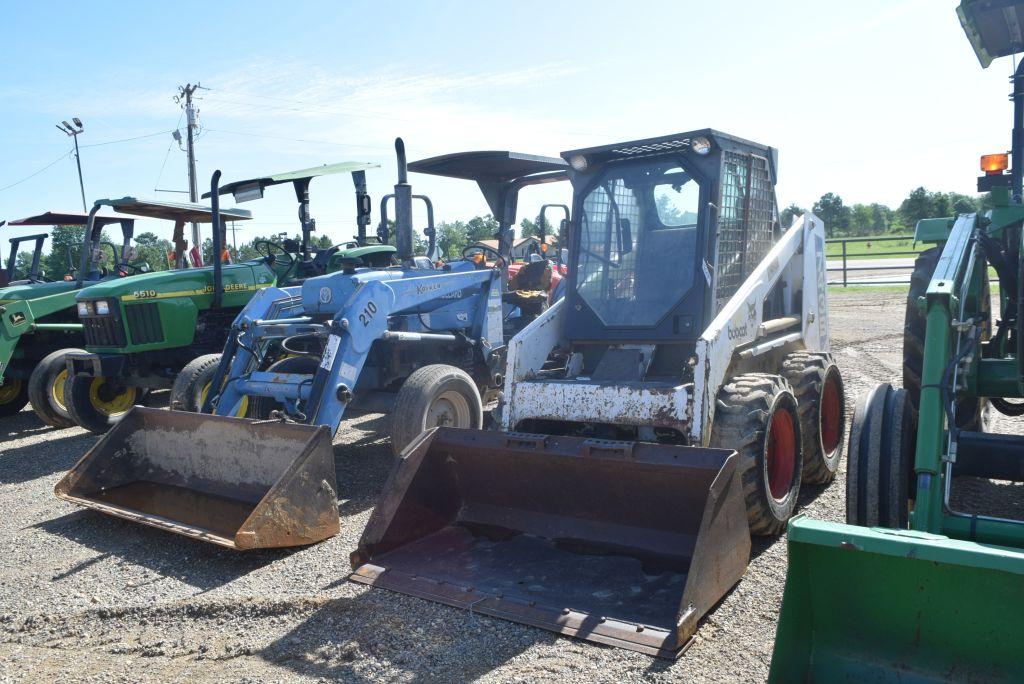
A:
[9, 213, 555, 278]
[781, 187, 992, 238]
[11, 185, 971, 278]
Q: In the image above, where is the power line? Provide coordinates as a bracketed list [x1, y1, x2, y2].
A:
[79, 129, 176, 148]
[153, 110, 186, 191]
[0, 150, 71, 193]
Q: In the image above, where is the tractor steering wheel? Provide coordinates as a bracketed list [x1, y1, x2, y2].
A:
[463, 244, 505, 266]
[120, 262, 149, 275]
[255, 240, 296, 268]
[581, 248, 620, 268]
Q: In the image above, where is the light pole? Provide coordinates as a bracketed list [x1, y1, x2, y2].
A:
[56, 118, 86, 211]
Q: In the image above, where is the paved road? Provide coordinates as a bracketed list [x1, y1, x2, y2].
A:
[827, 256, 914, 285]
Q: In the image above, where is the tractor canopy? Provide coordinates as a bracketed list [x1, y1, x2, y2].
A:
[561, 129, 778, 344]
[409, 150, 569, 261]
[205, 161, 393, 272]
[3, 210, 134, 288]
[958, 0, 1024, 67]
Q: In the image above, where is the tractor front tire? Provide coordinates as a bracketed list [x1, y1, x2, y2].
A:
[170, 354, 223, 413]
[0, 377, 29, 418]
[64, 374, 140, 434]
[28, 348, 83, 428]
[781, 351, 846, 484]
[391, 364, 483, 457]
[904, 246, 989, 429]
[710, 373, 803, 536]
[846, 382, 915, 528]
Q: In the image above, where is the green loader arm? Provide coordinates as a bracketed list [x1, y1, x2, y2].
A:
[0, 290, 81, 376]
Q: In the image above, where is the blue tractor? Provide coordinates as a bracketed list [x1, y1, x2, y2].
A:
[53, 138, 570, 550]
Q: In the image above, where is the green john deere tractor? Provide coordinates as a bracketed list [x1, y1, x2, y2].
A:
[0, 209, 149, 424]
[769, 2, 1024, 681]
[59, 162, 394, 433]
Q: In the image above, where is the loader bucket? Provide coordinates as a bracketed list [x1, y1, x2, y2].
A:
[54, 406, 339, 550]
[769, 516, 1024, 683]
[349, 428, 750, 658]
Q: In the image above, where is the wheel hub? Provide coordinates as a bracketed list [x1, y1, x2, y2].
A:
[766, 408, 797, 501]
[820, 372, 842, 456]
[0, 379, 22, 404]
[427, 390, 471, 429]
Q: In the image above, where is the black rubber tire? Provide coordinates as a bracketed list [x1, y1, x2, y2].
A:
[27, 348, 83, 427]
[248, 355, 321, 420]
[709, 373, 803, 536]
[846, 383, 915, 528]
[390, 364, 483, 457]
[169, 354, 223, 413]
[781, 351, 846, 484]
[904, 247, 989, 429]
[0, 377, 29, 417]
[64, 374, 140, 435]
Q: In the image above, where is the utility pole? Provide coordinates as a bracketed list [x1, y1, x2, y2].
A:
[175, 83, 203, 262]
[56, 118, 86, 211]
[229, 220, 239, 254]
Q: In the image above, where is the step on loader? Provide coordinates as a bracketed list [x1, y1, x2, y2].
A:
[770, 3, 1024, 681]
[54, 139, 571, 549]
[350, 129, 844, 657]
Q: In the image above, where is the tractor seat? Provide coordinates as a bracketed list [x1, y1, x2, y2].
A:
[311, 246, 340, 274]
[509, 259, 551, 292]
[0, 271, 8, 288]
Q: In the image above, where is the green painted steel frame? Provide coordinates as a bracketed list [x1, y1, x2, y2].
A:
[911, 211, 1024, 546]
[768, 516, 1024, 683]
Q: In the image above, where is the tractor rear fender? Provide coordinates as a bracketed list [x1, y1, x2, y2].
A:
[692, 212, 826, 445]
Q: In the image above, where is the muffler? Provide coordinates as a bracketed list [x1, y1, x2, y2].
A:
[349, 428, 749, 658]
[55, 406, 339, 549]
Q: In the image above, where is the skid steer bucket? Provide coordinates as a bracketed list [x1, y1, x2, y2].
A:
[769, 517, 1024, 682]
[349, 428, 750, 658]
[54, 407, 339, 550]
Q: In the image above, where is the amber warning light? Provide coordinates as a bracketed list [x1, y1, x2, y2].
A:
[981, 153, 1009, 175]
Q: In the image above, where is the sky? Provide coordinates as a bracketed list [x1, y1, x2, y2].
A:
[0, 0, 1018, 246]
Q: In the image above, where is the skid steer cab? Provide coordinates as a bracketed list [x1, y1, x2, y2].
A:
[351, 129, 844, 658]
[0, 210, 143, 424]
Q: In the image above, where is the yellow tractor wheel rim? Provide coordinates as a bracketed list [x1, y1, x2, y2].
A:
[87, 378, 137, 416]
[200, 380, 249, 417]
[0, 379, 23, 404]
[50, 369, 69, 412]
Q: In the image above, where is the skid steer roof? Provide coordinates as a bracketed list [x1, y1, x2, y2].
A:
[93, 198, 252, 223]
[959, 0, 1024, 67]
[562, 128, 776, 171]
[409, 151, 567, 182]
[205, 161, 380, 199]
[8, 210, 134, 227]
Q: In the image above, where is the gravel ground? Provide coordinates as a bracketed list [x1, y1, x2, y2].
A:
[1, 290, 1021, 683]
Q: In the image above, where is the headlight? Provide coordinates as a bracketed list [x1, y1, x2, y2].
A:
[76, 302, 91, 317]
[95, 300, 110, 315]
[568, 154, 588, 171]
[691, 136, 712, 155]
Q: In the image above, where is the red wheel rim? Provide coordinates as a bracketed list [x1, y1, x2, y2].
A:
[766, 406, 797, 501]
[820, 371, 842, 456]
